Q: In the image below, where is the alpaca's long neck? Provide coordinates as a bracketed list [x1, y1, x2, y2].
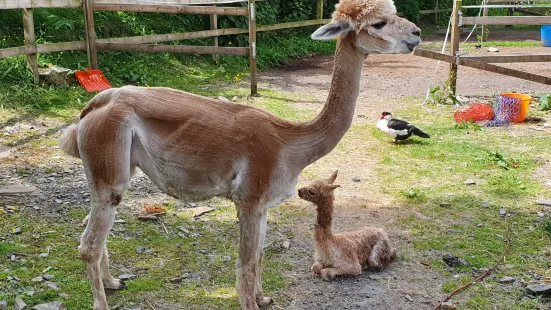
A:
[314, 196, 334, 239]
[285, 32, 365, 168]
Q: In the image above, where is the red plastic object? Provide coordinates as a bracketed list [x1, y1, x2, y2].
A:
[75, 68, 112, 92]
[454, 103, 495, 123]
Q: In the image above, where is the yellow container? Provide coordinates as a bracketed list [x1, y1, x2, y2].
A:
[500, 93, 532, 123]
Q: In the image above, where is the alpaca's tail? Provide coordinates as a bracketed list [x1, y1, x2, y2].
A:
[59, 124, 80, 158]
[412, 126, 430, 138]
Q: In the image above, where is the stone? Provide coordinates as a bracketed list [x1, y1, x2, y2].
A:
[136, 246, 144, 254]
[46, 282, 59, 290]
[405, 294, 413, 302]
[536, 199, 551, 206]
[442, 254, 469, 267]
[537, 211, 544, 217]
[476, 223, 483, 227]
[526, 284, 551, 295]
[0, 185, 37, 195]
[38, 65, 75, 86]
[464, 179, 476, 185]
[15, 298, 27, 310]
[31, 276, 44, 282]
[118, 274, 137, 281]
[218, 96, 230, 102]
[499, 276, 515, 284]
[0, 301, 6, 309]
[13, 227, 22, 234]
[42, 266, 53, 273]
[58, 293, 69, 299]
[39, 253, 49, 258]
[440, 202, 451, 208]
[0, 145, 13, 159]
[441, 301, 457, 310]
[43, 274, 54, 280]
[500, 207, 506, 216]
[190, 206, 214, 217]
[352, 178, 361, 183]
[487, 47, 499, 52]
[31, 301, 66, 310]
[282, 241, 291, 249]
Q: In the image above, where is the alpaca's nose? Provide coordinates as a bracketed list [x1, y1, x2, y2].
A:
[412, 28, 421, 37]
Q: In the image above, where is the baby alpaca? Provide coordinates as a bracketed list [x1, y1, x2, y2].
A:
[297, 171, 396, 281]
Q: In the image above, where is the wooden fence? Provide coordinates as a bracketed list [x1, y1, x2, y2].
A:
[1, 0, 445, 94]
[414, 0, 551, 94]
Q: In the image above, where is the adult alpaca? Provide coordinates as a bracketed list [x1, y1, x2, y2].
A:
[58, 0, 420, 309]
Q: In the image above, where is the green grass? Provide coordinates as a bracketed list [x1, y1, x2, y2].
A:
[362, 104, 551, 309]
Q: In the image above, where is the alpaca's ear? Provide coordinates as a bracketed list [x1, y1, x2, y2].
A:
[327, 170, 339, 184]
[311, 20, 353, 40]
[328, 184, 340, 190]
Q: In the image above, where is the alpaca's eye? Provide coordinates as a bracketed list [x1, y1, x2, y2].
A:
[372, 21, 387, 29]
[308, 189, 316, 196]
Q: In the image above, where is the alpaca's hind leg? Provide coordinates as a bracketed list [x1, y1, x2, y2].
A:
[368, 241, 395, 271]
[320, 262, 362, 281]
[254, 208, 272, 307]
[101, 245, 125, 290]
[80, 189, 121, 310]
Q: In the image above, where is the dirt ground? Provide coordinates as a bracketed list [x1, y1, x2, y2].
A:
[1, 29, 549, 309]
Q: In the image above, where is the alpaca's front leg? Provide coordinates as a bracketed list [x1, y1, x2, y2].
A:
[236, 205, 263, 310]
[254, 208, 272, 307]
[320, 262, 362, 281]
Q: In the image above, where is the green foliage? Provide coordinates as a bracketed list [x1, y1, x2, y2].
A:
[545, 218, 551, 237]
[538, 94, 551, 111]
[428, 78, 460, 105]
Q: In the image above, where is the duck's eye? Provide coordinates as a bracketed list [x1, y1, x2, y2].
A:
[308, 189, 316, 196]
[372, 21, 387, 29]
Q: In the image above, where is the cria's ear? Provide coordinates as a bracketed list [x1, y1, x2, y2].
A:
[328, 184, 340, 190]
[311, 20, 353, 40]
[327, 170, 339, 184]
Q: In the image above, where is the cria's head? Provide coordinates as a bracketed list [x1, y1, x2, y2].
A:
[311, 0, 421, 55]
[298, 170, 340, 205]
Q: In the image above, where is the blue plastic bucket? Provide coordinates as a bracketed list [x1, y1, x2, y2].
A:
[542, 25, 551, 47]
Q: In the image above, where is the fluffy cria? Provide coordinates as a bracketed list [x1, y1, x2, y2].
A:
[297, 171, 396, 281]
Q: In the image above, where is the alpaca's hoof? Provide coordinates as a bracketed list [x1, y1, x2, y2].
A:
[104, 278, 126, 290]
[256, 296, 273, 307]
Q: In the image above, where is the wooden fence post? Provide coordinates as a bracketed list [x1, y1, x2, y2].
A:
[210, 7, 219, 62]
[249, 0, 257, 95]
[434, 0, 439, 24]
[449, 0, 462, 95]
[23, 8, 39, 84]
[83, 0, 98, 69]
[481, 4, 489, 42]
[316, 0, 324, 19]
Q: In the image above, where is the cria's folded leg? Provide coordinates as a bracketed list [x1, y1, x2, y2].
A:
[320, 261, 361, 281]
[368, 240, 395, 271]
[311, 262, 323, 276]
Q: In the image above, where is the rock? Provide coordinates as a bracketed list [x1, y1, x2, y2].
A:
[15, 298, 27, 310]
[0, 145, 13, 158]
[113, 219, 126, 224]
[500, 207, 506, 216]
[222, 256, 232, 262]
[481, 200, 493, 208]
[43, 274, 54, 280]
[442, 253, 469, 267]
[440, 202, 451, 208]
[218, 96, 230, 102]
[178, 233, 187, 239]
[487, 47, 499, 52]
[31, 276, 44, 282]
[526, 284, 551, 295]
[117, 274, 137, 281]
[499, 276, 515, 283]
[58, 293, 69, 299]
[476, 223, 483, 227]
[0, 301, 6, 309]
[464, 179, 476, 185]
[38, 65, 75, 87]
[528, 226, 535, 231]
[282, 241, 290, 249]
[13, 227, 22, 234]
[352, 178, 361, 183]
[46, 282, 59, 290]
[31, 301, 66, 310]
[441, 301, 457, 310]
[537, 211, 544, 217]
[0, 185, 37, 195]
[136, 246, 144, 254]
[405, 294, 413, 302]
[39, 253, 49, 258]
[190, 206, 214, 217]
[536, 199, 551, 206]
[42, 266, 53, 273]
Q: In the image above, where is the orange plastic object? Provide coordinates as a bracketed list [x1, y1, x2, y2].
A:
[500, 93, 532, 123]
[453, 103, 495, 123]
[75, 68, 112, 92]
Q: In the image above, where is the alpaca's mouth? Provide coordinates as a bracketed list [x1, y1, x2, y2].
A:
[404, 41, 417, 51]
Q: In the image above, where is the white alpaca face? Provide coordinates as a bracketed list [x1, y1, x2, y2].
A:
[311, 0, 421, 54]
